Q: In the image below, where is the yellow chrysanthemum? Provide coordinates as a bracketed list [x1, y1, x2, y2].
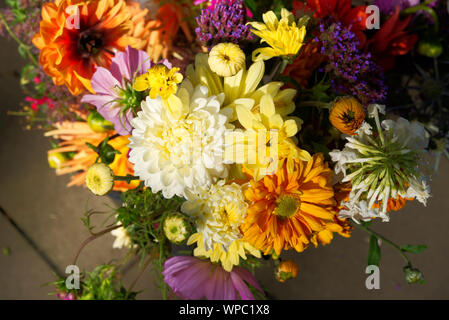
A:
[85, 163, 114, 196]
[181, 181, 260, 271]
[208, 43, 246, 77]
[133, 64, 183, 99]
[249, 9, 307, 61]
[225, 94, 311, 181]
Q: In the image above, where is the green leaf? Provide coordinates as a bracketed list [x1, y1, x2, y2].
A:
[6, 0, 19, 9]
[17, 44, 28, 60]
[367, 235, 381, 266]
[400, 244, 428, 254]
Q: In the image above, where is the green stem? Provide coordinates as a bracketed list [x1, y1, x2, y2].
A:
[114, 175, 140, 183]
[0, 11, 39, 67]
[298, 101, 330, 109]
[353, 222, 411, 266]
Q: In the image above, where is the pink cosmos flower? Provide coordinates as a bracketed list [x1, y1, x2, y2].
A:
[81, 46, 159, 135]
[163, 256, 264, 300]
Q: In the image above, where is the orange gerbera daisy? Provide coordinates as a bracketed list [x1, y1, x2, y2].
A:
[241, 154, 346, 255]
[45, 121, 139, 192]
[329, 96, 365, 135]
[32, 0, 141, 95]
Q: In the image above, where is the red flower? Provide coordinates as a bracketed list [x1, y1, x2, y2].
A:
[364, 6, 418, 71]
[292, 0, 368, 45]
[25, 96, 55, 111]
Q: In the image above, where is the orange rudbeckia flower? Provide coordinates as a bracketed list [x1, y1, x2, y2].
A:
[45, 121, 139, 192]
[32, 0, 141, 95]
[241, 154, 347, 255]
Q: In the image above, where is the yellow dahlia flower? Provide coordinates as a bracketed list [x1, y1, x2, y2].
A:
[225, 94, 311, 181]
[249, 9, 307, 61]
[182, 181, 260, 272]
[186, 53, 297, 121]
[208, 43, 246, 77]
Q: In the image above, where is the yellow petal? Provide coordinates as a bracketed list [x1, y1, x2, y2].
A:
[252, 47, 277, 62]
[260, 94, 276, 117]
[236, 104, 257, 130]
[242, 61, 264, 95]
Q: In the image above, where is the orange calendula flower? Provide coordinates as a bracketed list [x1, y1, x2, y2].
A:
[241, 154, 346, 255]
[275, 260, 299, 282]
[329, 96, 365, 135]
[45, 121, 139, 192]
[32, 0, 140, 95]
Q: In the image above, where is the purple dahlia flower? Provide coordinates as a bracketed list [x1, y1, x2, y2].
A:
[163, 256, 264, 300]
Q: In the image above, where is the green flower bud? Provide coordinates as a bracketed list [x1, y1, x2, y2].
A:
[87, 111, 114, 133]
[48, 152, 67, 169]
[404, 266, 424, 284]
[163, 213, 191, 244]
[418, 40, 443, 58]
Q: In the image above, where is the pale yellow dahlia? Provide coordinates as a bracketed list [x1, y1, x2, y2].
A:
[248, 9, 307, 61]
[224, 94, 311, 181]
[186, 53, 297, 122]
[182, 181, 260, 272]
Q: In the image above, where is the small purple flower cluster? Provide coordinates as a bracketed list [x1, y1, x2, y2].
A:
[318, 22, 387, 106]
[195, 0, 253, 48]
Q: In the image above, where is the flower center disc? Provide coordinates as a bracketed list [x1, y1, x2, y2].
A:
[275, 195, 300, 219]
[78, 30, 104, 57]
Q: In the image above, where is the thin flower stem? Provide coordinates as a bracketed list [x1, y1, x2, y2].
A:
[127, 254, 154, 293]
[0, 11, 39, 67]
[72, 224, 122, 266]
[353, 222, 411, 266]
[114, 175, 140, 183]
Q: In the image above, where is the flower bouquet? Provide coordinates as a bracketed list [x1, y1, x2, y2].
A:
[1, 0, 448, 300]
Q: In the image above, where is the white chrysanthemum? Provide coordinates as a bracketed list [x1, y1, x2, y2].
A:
[128, 83, 229, 198]
[111, 226, 133, 249]
[181, 181, 260, 271]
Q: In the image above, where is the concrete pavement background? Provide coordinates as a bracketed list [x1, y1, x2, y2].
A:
[1, 28, 448, 300]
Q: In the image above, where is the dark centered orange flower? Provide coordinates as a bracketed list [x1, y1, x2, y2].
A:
[329, 96, 365, 135]
[241, 154, 346, 255]
[32, 0, 140, 95]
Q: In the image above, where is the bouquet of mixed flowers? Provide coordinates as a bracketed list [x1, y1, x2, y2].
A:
[1, 0, 448, 300]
